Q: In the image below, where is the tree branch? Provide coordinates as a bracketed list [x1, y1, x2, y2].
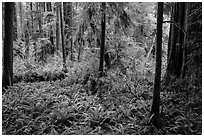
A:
[163, 20, 187, 35]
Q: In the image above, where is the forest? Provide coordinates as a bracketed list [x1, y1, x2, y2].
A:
[2, 2, 202, 135]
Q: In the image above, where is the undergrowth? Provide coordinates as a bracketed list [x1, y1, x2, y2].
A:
[3, 62, 202, 134]
[4, 44, 202, 135]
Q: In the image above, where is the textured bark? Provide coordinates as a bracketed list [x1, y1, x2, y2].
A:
[166, 3, 178, 78]
[39, 3, 43, 35]
[63, 2, 73, 60]
[167, 7, 173, 62]
[16, 2, 23, 39]
[78, 42, 82, 61]
[3, 2, 15, 89]
[46, 2, 52, 11]
[13, 4, 17, 40]
[181, 3, 190, 78]
[25, 3, 30, 59]
[55, 2, 60, 50]
[166, 3, 186, 79]
[99, 2, 106, 76]
[60, 3, 67, 71]
[30, 2, 34, 34]
[47, 3, 54, 50]
[150, 2, 163, 129]
[176, 3, 185, 77]
[70, 2, 73, 61]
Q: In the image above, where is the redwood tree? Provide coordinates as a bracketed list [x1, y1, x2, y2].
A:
[165, 2, 202, 82]
[60, 2, 67, 72]
[55, 2, 60, 50]
[166, 3, 187, 80]
[63, 2, 73, 60]
[99, 2, 106, 76]
[150, 2, 163, 129]
[3, 2, 15, 89]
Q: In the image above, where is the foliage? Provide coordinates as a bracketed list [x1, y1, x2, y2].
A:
[3, 2, 202, 135]
[3, 51, 202, 134]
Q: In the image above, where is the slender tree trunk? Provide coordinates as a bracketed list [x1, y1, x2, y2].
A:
[42, 2, 46, 12]
[166, 3, 186, 79]
[25, 3, 30, 59]
[70, 2, 73, 61]
[35, 2, 39, 31]
[78, 41, 82, 61]
[99, 2, 106, 77]
[37, 2, 43, 36]
[13, 4, 17, 40]
[41, 2, 46, 37]
[60, 2, 67, 72]
[150, 2, 163, 130]
[25, 27, 30, 59]
[3, 2, 15, 89]
[46, 2, 52, 11]
[30, 2, 34, 34]
[181, 3, 189, 78]
[55, 2, 60, 50]
[166, 3, 179, 81]
[176, 3, 185, 77]
[16, 2, 23, 39]
[167, 7, 173, 62]
[63, 2, 73, 60]
[47, 2, 54, 50]
[63, 2, 69, 55]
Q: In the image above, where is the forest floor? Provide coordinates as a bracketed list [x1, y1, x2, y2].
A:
[2, 53, 202, 135]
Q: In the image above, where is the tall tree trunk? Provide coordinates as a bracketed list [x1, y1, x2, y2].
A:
[41, 2, 46, 37]
[70, 2, 73, 61]
[63, 2, 73, 60]
[25, 3, 30, 59]
[150, 2, 163, 130]
[167, 6, 173, 62]
[37, 2, 43, 36]
[3, 2, 15, 89]
[16, 2, 23, 39]
[42, 2, 46, 12]
[47, 2, 54, 48]
[13, 3, 17, 40]
[30, 2, 34, 34]
[60, 2, 67, 72]
[181, 3, 190, 78]
[55, 2, 60, 50]
[99, 2, 106, 77]
[176, 3, 185, 77]
[25, 26, 30, 59]
[34, 2, 39, 31]
[78, 41, 82, 61]
[166, 3, 186, 80]
[63, 3, 68, 55]
[46, 2, 52, 11]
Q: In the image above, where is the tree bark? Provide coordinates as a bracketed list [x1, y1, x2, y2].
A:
[99, 2, 106, 77]
[70, 2, 73, 61]
[63, 2, 73, 60]
[3, 2, 15, 89]
[25, 3, 30, 59]
[55, 2, 60, 50]
[181, 3, 189, 78]
[46, 2, 52, 12]
[16, 2, 23, 39]
[37, 2, 43, 36]
[30, 2, 34, 34]
[166, 3, 186, 80]
[150, 2, 163, 130]
[13, 4, 17, 40]
[60, 2, 67, 72]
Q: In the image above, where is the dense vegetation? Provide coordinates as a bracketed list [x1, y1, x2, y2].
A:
[2, 2, 202, 135]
